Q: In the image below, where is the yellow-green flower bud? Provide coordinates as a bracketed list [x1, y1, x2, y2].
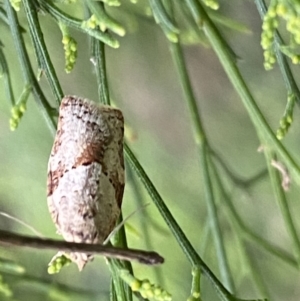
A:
[9, 118, 18, 131]
[19, 102, 27, 113]
[276, 3, 287, 17]
[276, 128, 285, 140]
[141, 279, 151, 290]
[292, 55, 300, 64]
[62, 36, 70, 45]
[131, 279, 141, 291]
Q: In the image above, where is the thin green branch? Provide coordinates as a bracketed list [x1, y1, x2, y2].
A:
[0, 45, 15, 106]
[125, 144, 199, 265]
[22, 0, 63, 105]
[117, 221, 134, 301]
[212, 163, 297, 269]
[0, 5, 26, 32]
[234, 233, 270, 298]
[168, 43, 205, 144]
[254, 0, 300, 105]
[190, 266, 202, 300]
[126, 165, 164, 285]
[243, 225, 296, 267]
[125, 143, 236, 301]
[211, 149, 268, 188]
[264, 150, 300, 267]
[37, 0, 119, 48]
[177, 3, 210, 47]
[110, 214, 133, 301]
[211, 163, 272, 299]
[181, 0, 300, 272]
[149, 0, 179, 33]
[91, 38, 110, 105]
[5, 271, 98, 298]
[91, 14, 132, 298]
[84, 0, 125, 36]
[208, 10, 251, 34]
[110, 279, 118, 301]
[5, 0, 56, 135]
[0, 258, 25, 275]
[183, 0, 300, 186]
[108, 258, 129, 301]
[181, 0, 238, 61]
[0, 6, 8, 24]
[168, 21, 235, 293]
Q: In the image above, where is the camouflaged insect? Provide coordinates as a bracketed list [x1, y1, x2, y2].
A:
[47, 96, 124, 270]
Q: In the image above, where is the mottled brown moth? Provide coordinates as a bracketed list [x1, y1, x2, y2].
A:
[47, 96, 124, 270]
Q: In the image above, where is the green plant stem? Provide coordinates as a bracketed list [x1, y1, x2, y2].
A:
[5, 0, 56, 135]
[234, 232, 270, 298]
[22, 0, 63, 105]
[37, 0, 119, 48]
[110, 279, 118, 301]
[264, 150, 300, 266]
[244, 225, 296, 267]
[212, 162, 297, 269]
[91, 38, 110, 105]
[108, 259, 129, 301]
[126, 165, 164, 285]
[0, 46, 15, 105]
[0, 259, 24, 275]
[212, 156, 299, 297]
[91, 21, 132, 299]
[211, 149, 268, 188]
[125, 143, 235, 301]
[5, 272, 97, 298]
[208, 10, 251, 34]
[149, 0, 179, 33]
[125, 144, 267, 301]
[211, 162, 270, 298]
[84, 0, 125, 36]
[0, 7, 8, 25]
[114, 214, 133, 301]
[190, 266, 202, 300]
[184, 0, 300, 185]
[254, 0, 300, 105]
[168, 35, 235, 292]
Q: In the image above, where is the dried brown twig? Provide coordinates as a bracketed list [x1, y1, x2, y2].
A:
[0, 230, 164, 265]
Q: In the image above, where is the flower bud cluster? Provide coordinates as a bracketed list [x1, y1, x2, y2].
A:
[62, 36, 77, 73]
[276, 93, 295, 140]
[131, 278, 172, 301]
[9, 101, 26, 131]
[48, 254, 71, 274]
[262, 1, 300, 69]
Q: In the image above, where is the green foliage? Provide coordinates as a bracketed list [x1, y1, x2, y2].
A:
[9, 0, 20, 11]
[9, 84, 31, 131]
[2, 0, 300, 301]
[59, 23, 78, 73]
[276, 92, 296, 139]
[261, 0, 300, 68]
[47, 254, 72, 274]
[120, 269, 171, 301]
[0, 275, 13, 298]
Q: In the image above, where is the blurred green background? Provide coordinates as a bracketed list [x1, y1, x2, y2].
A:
[1, 1, 300, 300]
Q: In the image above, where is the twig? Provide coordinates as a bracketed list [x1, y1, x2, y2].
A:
[0, 230, 164, 265]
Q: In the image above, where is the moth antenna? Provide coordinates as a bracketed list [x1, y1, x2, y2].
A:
[103, 203, 150, 245]
[0, 211, 44, 238]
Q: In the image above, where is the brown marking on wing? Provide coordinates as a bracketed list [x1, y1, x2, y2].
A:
[73, 142, 106, 167]
[116, 183, 125, 208]
[108, 170, 124, 208]
[47, 161, 66, 196]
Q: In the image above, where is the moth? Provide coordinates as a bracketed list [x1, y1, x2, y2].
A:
[47, 96, 124, 270]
